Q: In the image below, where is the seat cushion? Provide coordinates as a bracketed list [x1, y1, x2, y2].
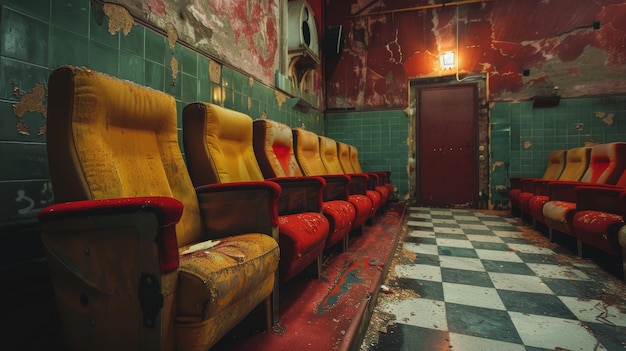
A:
[375, 185, 391, 204]
[366, 189, 382, 212]
[517, 192, 534, 214]
[322, 200, 356, 248]
[543, 201, 577, 235]
[528, 195, 549, 224]
[509, 188, 522, 207]
[573, 211, 623, 255]
[177, 233, 279, 321]
[348, 194, 374, 229]
[278, 212, 329, 282]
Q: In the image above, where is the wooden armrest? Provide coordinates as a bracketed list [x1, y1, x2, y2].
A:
[268, 176, 325, 215]
[195, 181, 281, 240]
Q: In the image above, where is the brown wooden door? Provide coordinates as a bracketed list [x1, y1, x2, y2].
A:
[417, 84, 477, 208]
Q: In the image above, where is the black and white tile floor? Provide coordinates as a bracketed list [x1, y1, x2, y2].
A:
[364, 207, 626, 351]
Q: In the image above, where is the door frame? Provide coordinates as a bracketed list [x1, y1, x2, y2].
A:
[407, 75, 489, 208]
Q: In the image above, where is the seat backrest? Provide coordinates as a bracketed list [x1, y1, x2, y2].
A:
[557, 147, 591, 181]
[319, 136, 345, 174]
[542, 150, 566, 180]
[253, 119, 303, 178]
[349, 145, 363, 173]
[292, 128, 328, 176]
[46, 66, 202, 247]
[337, 142, 356, 173]
[183, 103, 265, 185]
[580, 142, 626, 184]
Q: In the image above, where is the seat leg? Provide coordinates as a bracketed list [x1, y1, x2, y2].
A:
[622, 246, 626, 282]
[265, 273, 279, 329]
[342, 235, 349, 252]
[577, 239, 584, 258]
[548, 228, 554, 242]
[305, 253, 323, 279]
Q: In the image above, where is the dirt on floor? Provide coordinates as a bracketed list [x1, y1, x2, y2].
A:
[359, 209, 626, 350]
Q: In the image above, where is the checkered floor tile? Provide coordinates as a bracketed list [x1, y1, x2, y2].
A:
[366, 207, 626, 351]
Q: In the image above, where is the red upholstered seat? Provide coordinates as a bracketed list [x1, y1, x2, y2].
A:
[183, 103, 330, 283]
[509, 149, 566, 215]
[337, 141, 391, 206]
[349, 145, 394, 199]
[293, 128, 375, 235]
[253, 119, 356, 251]
[542, 142, 626, 240]
[319, 136, 382, 217]
[527, 146, 591, 226]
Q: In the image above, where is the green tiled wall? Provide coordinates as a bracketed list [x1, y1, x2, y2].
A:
[0, 0, 323, 226]
[326, 110, 409, 199]
[489, 96, 626, 209]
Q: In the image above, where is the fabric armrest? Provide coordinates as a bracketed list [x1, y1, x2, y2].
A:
[575, 185, 623, 213]
[547, 181, 590, 202]
[39, 196, 184, 274]
[316, 174, 351, 202]
[268, 176, 325, 215]
[347, 173, 369, 195]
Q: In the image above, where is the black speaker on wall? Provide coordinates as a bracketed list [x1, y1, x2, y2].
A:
[324, 25, 344, 58]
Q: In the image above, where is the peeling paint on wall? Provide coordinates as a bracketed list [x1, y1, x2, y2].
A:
[110, 0, 281, 86]
[326, 0, 626, 110]
[165, 22, 178, 49]
[209, 59, 221, 84]
[491, 160, 505, 173]
[275, 90, 288, 109]
[595, 111, 615, 125]
[11, 84, 47, 136]
[169, 56, 179, 84]
[103, 3, 134, 35]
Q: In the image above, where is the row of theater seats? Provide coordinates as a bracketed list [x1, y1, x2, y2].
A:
[38, 66, 392, 351]
[509, 142, 626, 280]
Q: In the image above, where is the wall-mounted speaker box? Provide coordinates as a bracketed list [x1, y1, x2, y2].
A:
[324, 25, 344, 58]
[288, 0, 319, 58]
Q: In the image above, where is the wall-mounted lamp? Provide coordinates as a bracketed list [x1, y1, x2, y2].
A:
[439, 51, 455, 70]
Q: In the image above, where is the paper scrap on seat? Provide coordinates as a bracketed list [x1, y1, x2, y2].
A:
[182, 240, 221, 255]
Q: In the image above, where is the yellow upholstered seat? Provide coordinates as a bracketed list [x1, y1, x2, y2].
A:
[183, 103, 330, 283]
[40, 66, 280, 351]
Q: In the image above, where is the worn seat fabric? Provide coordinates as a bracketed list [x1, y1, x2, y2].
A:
[39, 66, 280, 351]
[253, 119, 356, 250]
[527, 147, 591, 225]
[337, 141, 391, 205]
[293, 128, 374, 234]
[183, 103, 330, 283]
[542, 142, 626, 239]
[509, 149, 566, 215]
[349, 144, 393, 197]
[319, 136, 382, 215]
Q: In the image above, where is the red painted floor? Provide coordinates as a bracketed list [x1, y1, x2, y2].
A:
[212, 202, 407, 351]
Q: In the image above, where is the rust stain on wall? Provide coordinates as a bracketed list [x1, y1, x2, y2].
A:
[103, 3, 134, 35]
[523, 141, 532, 149]
[12, 84, 47, 136]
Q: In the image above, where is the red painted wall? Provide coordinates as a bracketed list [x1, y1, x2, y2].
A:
[325, 0, 626, 110]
